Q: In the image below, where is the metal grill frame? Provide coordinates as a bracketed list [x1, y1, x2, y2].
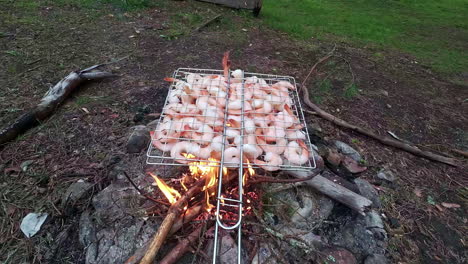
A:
[146, 68, 317, 171]
[145, 67, 317, 264]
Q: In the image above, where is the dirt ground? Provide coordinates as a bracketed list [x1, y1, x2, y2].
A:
[1, 1, 466, 263]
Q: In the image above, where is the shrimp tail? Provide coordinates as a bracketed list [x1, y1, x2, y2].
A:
[284, 104, 294, 115]
[297, 140, 310, 156]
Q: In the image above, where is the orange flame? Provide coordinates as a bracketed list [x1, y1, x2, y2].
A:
[243, 160, 255, 186]
[149, 172, 181, 204]
[182, 153, 220, 212]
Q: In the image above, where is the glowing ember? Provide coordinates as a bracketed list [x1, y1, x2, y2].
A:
[149, 172, 181, 204]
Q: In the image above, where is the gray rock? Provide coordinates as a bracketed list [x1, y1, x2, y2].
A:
[376, 169, 397, 182]
[61, 180, 93, 207]
[366, 211, 384, 229]
[364, 254, 389, 264]
[307, 122, 323, 134]
[92, 184, 143, 223]
[366, 211, 387, 241]
[84, 180, 158, 264]
[268, 186, 334, 229]
[334, 141, 362, 162]
[126, 125, 150, 153]
[219, 235, 238, 264]
[146, 119, 159, 129]
[79, 210, 96, 247]
[331, 211, 387, 262]
[354, 179, 381, 208]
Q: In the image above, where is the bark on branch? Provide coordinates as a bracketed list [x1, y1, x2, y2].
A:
[138, 172, 236, 264]
[0, 65, 117, 145]
[300, 54, 459, 167]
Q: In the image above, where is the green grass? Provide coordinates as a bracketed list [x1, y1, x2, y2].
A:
[262, 0, 468, 74]
[48, 0, 153, 10]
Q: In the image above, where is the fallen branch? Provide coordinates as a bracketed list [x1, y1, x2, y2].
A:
[138, 172, 236, 264]
[0, 65, 117, 145]
[125, 205, 203, 264]
[286, 170, 372, 215]
[139, 176, 207, 264]
[169, 205, 202, 235]
[193, 14, 221, 32]
[160, 222, 213, 264]
[452, 149, 468, 158]
[249, 171, 319, 184]
[300, 53, 459, 167]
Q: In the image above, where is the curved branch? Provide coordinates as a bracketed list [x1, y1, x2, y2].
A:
[298, 54, 459, 167]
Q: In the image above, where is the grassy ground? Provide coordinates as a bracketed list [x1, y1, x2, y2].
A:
[262, 0, 468, 75]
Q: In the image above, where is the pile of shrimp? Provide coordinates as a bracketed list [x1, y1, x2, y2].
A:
[151, 69, 310, 172]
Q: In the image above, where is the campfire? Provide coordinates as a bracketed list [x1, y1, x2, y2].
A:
[131, 52, 318, 263]
[118, 52, 382, 264]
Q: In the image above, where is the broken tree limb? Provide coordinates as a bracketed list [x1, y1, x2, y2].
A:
[299, 54, 459, 167]
[452, 149, 468, 158]
[125, 205, 203, 264]
[160, 222, 213, 264]
[139, 176, 207, 264]
[286, 170, 372, 215]
[169, 205, 202, 235]
[138, 171, 236, 264]
[0, 65, 117, 145]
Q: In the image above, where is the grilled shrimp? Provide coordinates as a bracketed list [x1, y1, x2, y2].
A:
[211, 135, 224, 153]
[255, 152, 283, 171]
[191, 124, 215, 143]
[243, 134, 263, 159]
[231, 69, 243, 83]
[284, 140, 309, 165]
[263, 125, 286, 142]
[286, 129, 306, 140]
[170, 142, 201, 163]
[256, 136, 287, 155]
[154, 120, 180, 142]
[224, 147, 241, 167]
[272, 80, 295, 91]
[150, 131, 175, 152]
[251, 99, 272, 115]
[274, 105, 295, 128]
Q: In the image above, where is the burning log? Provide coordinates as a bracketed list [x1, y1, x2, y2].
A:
[286, 170, 372, 215]
[125, 205, 203, 264]
[139, 176, 207, 264]
[137, 170, 236, 264]
[0, 64, 116, 145]
[169, 205, 202, 235]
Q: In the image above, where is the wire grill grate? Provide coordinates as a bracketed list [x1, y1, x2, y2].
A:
[146, 68, 316, 171]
